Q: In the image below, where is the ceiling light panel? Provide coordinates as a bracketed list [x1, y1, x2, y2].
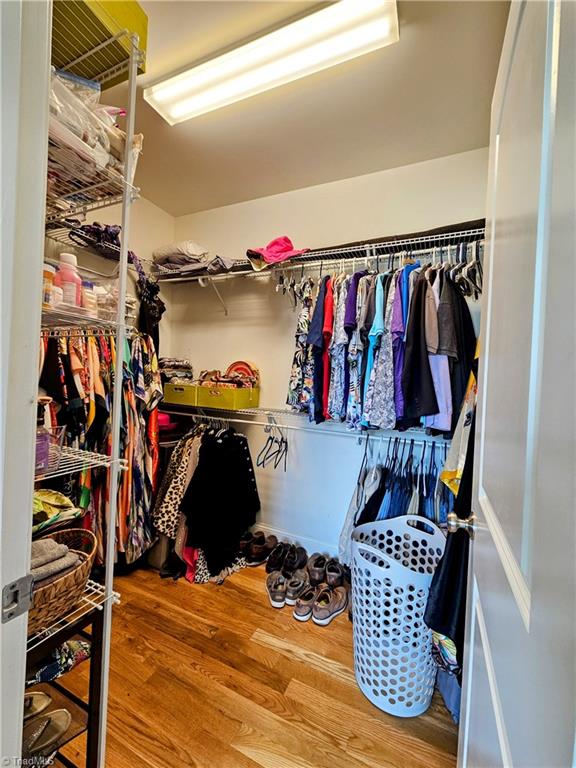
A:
[144, 0, 399, 124]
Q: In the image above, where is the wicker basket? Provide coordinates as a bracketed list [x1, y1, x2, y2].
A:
[28, 529, 97, 636]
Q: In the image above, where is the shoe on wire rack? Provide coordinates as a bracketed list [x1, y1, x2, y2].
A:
[285, 569, 310, 606]
[282, 544, 308, 577]
[22, 709, 72, 758]
[246, 532, 278, 567]
[266, 571, 288, 609]
[23, 692, 51, 721]
[266, 542, 290, 574]
[312, 585, 349, 627]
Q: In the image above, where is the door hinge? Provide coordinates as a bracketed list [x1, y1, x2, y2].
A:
[2, 574, 34, 623]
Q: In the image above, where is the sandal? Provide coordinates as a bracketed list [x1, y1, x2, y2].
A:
[23, 709, 72, 757]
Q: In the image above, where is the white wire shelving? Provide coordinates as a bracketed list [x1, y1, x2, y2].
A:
[33, 6, 143, 766]
[35, 445, 127, 482]
[41, 306, 119, 332]
[159, 403, 447, 443]
[27, 580, 120, 654]
[154, 224, 486, 285]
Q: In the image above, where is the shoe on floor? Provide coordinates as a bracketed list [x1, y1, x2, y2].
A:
[325, 558, 344, 588]
[239, 530, 255, 556]
[266, 571, 288, 608]
[293, 583, 321, 622]
[282, 544, 307, 577]
[312, 585, 349, 626]
[266, 542, 290, 574]
[307, 553, 327, 585]
[246, 533, 278, 567]
[285, 569, 310, 606]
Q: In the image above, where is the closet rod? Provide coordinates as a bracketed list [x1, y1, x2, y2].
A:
[162, 408, 445, 444]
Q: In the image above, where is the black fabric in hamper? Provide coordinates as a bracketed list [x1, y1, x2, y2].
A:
[181, 429, 260, 575]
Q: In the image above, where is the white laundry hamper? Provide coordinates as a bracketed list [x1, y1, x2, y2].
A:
[351, 516, 446, 717]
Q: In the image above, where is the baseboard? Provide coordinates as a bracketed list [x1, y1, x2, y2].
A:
[255, 522, 337, 557]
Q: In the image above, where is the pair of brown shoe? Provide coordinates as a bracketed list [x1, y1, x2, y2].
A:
[307, 553, 345, 587]
[241, 530, 278, 566]
[266, 569, 309, 608]
[293, 582, 348, 626]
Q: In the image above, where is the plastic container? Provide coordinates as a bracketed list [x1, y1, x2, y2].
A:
[42, 264, 56, 308]
[54, 252, 82, 306]
[81, 280, 97, 316]
[351, 517, 446, 718]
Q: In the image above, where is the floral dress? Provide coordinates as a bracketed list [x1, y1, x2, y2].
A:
[286, 278, 315, 410]
[328, 275, 350, 420]
[363, 272, 398, 429]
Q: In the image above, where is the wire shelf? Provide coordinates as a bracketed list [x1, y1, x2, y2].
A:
[44, 225, 160, 280]
[27, 580, 120, 654]
[35, 446, 127, 482]
[41, 306, 119, 331]
[46, 133, 139, 225]
[155, 226, 486, 285]
[52, 1, 145, 87]
[159, 403, 447, 442]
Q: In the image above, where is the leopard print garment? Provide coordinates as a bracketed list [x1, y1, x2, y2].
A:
[153, 435, 198, 539]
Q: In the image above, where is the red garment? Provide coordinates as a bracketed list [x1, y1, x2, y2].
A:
[147, 407, 160, 493]
[322, 278, 335, 419]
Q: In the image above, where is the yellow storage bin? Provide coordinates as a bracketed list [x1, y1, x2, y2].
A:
[196, 386, 260, 411]
[163, 384, 260, 411]
[163, 383, 198, 407]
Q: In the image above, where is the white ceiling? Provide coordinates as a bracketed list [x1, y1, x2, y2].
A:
[108, 1, 509, 216]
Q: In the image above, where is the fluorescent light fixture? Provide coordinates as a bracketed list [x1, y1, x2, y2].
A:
[144, 0, 399, 124]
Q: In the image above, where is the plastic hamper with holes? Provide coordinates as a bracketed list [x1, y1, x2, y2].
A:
[351, 517, 446, 717]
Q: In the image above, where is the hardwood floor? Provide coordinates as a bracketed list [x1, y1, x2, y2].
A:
[61, 566, 458, 768]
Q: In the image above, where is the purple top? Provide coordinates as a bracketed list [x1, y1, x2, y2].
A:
[344, 270, 368, 335]
[390, 276, 405, 419]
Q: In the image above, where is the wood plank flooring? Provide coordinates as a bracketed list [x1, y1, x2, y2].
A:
[60, 566, 458, 768]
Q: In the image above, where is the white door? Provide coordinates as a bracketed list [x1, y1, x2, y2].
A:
[459, 2, 575, 766]
[0, 0, 51, 760]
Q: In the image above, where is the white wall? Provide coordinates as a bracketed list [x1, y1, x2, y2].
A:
[163, 148, 489, 554]
[174, 148, 488, 259]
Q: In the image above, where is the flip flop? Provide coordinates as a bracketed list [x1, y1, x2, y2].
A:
[23, 691, 52, 721]
[25, 709, 72, 756]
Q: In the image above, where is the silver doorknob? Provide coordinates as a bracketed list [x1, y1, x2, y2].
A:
[447, 513, 476, 538]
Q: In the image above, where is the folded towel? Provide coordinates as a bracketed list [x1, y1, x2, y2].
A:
[32, 552, 80, 584]
[33, 558, 83, 589]
[31, 539, 69, 570]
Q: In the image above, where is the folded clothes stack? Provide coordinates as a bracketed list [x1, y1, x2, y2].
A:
[33, 490, 82, 535]
[160, 357, 194, 384]
[31, 539, 80, 588]
[152, 239, 236, 277]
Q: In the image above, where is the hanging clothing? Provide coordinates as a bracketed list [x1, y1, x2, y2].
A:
[181, 429, 260, 577]
[401, 272, 439, 419]
[424, 411, 475, 681]
[328, 275, 350, 421]
[321, 278, 335, 419]
[307, 275, 330, 424]
[286, 277, 314, 411]
[38, 331, 161, 565]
